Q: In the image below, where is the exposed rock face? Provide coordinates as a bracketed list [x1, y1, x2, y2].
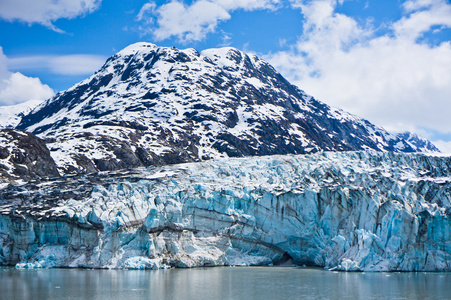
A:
[15, 43, 438, 176]
[0, 151, 450, 271]
[0, 129, 60, 182]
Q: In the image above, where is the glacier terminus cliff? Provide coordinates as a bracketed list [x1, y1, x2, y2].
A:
[0, 151, 450, 272]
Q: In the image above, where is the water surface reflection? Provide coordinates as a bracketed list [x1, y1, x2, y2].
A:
[1, 266, 449, 299]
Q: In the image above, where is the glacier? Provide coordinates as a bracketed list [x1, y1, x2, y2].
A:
[0, 151, 450, 271]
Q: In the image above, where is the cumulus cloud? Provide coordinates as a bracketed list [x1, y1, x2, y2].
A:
[395, 0, 451, 40]
[266, 0, 451, 142]
[0, 73, 54, 106]
[137, 0, 280, 43]
[0, 0, 102, 31]
[0, 48, 54, 106]
[145, 1, 230, 42]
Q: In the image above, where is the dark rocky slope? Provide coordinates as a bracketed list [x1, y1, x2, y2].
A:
[0, 129, 59, 182]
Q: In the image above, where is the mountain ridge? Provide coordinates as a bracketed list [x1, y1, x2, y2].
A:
[6, 42, 440, 176]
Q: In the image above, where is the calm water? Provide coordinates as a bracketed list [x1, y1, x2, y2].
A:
[0, 266, 450, 300]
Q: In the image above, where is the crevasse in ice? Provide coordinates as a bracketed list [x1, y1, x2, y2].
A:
[0, 151, 450, 271]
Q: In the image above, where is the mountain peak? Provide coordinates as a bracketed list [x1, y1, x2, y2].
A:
[14, 43, 439, 175]
[117, 42, 160, 55]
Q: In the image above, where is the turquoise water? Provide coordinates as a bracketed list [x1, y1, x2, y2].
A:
[0, 266, 450, 299]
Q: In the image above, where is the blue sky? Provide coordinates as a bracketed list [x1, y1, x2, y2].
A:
[0, 0, 450, 151]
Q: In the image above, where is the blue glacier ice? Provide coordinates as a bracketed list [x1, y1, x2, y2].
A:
[0, 151, 450, 271]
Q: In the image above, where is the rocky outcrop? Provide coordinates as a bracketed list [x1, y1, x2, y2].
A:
[0, 129, 59, 182]
[0, 151, 450, 271]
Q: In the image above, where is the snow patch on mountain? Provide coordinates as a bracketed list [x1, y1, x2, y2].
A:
[0, 129, 59, 182]
[0, 99, 42, 128]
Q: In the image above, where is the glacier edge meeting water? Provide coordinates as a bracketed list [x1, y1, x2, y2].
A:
[0, 151, 450, 272]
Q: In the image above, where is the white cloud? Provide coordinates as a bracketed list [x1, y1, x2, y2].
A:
[0, 73, 54, 106]
[137, 2, 156, 23]
[49, 55, 106, 75]
[138, 0, 280, 43]
[0, 47, 54, 106]
[217, 30, 233, 46]
[394, 0, 451, 40]
[403, 0, 436, 12]
[153, 1, 231, 42]
[0, 49, 106, 106]
[266, 0, 451, 138]
[431, 140, 451, 154]
[0, 50, 8, 78]
[215, 0, 281, 10]
[8, 54, 106, 76]
[0, 0, 102, 31]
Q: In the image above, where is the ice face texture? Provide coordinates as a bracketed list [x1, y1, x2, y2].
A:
[1, 151, 450, 271]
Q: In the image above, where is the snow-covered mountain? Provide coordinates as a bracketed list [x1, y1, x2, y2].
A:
[395, 131, 438, 153]
[1, 151, 450, 271]
[0, 43, 448, 272]
[15, 43, 438, 175]
[0, 129, 59, 182]
[0, 99, 42, 128]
